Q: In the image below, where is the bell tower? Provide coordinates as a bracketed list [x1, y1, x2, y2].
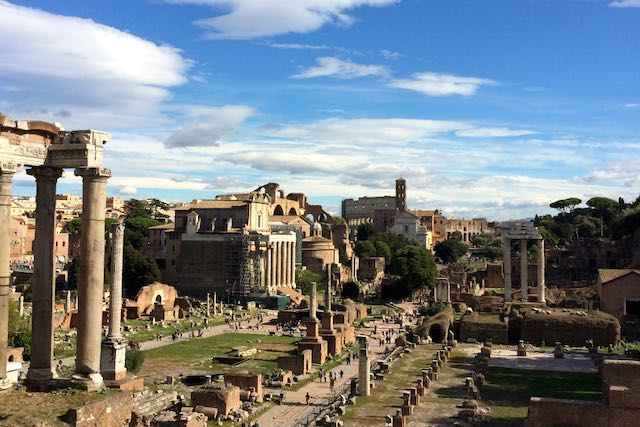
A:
[395, 178, 406, 212]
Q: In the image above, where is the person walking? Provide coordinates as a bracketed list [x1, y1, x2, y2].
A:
[305, 392, 311, 405]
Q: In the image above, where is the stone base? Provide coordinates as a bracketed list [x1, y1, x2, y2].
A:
[25, 375, 104, 392]
[0, 378, 14, 392]
[401, 404, 414, 416]
[320, 332, 343, 356]
[298, 339, 327, 365]
[104, 376, 144, 391]
[100, 339, 127, 381]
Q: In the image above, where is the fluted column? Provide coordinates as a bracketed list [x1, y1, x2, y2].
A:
[26, 166, 62, 384]
[285, 242, 291, 287]
[538, 239, 546, 304]
[270, 244, 276, 289]
[502, 238, 512, 302]
[290, 240, 296, 288]
[279, 242, 285, 287]
[0, 166, 17, 384]
[274, 243, 280, 287]
[521, 238, 528, 302]
[75, 167, 110, 380]
[107, 221, 124, 340]
[266, 246, 272, 289]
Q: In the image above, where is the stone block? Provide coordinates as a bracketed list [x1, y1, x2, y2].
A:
[224, 372, 262, 396]
[191, 384, 241, 417]
[67, 392, 132, 427]
[104, 376, 144, 391]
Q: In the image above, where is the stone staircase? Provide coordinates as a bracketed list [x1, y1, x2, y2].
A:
[132, 390, 180, 418]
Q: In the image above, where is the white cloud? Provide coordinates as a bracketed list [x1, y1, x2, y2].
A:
[388, 72, 496, 96]
[624, 103, 639, 108]
[574, 159, 640, 187]
[380, 49, 401, 60]
[455, 127, 537, 138]
[0, 1, 192, 129]
[163, 105, 255, 147]
[291, 57, 388, 79]
[116, 185, 138, 195]
[609, 0, 640, 8]
[165, 0, 399, 39]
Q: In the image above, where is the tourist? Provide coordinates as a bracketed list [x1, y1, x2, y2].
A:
[340, 369, 344, 379]
[305, 392, 311, 405]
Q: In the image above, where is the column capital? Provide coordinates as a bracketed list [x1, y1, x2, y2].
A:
[0, 161, 21, 175]
[74, 167, 111, 180]
[26, 166, 63, 180]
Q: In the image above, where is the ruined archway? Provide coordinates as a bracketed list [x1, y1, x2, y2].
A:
[288, 207, 298, 215]
[429, 324, 444, 343]
[273, 205, 284, 216]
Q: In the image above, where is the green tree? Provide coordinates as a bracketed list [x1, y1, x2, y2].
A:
[390, 245, 436, 293]
[295, 268, 323, 295]
[434, 236, 469, 264]
[123, 243, 160, 295]
[356, 223, 375, 242]
[355, 240, 377, 258]
[332, 216, 346, 225]
[550, 197, 582, 213]
[125, 216, 161, 250]
[586, 197, 619, 237]
[125, 199, 153, 218]
[374, 240, 392, 265]
[62, 218, 82, 234]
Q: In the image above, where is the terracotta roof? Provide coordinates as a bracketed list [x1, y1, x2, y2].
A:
[148, 223, 175, 230]
[598, 269, 640, 284]
[177, 200, 247, 210]
[269, 215, 305, 224]
[413, 209, 437, 217]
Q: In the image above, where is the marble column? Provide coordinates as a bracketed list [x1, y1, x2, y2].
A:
[291, 241, 297, 288]
[266, 246, 272, 290]
[213, 292, 217, 316]
[309, 282, 317, 321]
[26, 166, 62, 384]
[358, 335, 371, 396]
[279, 242, 285, 287]
[18, 295, 24, 317]
[538, 239, 546, 304]
[283, 242, 289, 287]
[0, 166, 17, 385]
[502, 238, 512, 302]
[65, 290, 71, 313]
[100, 221, 126, 381]
[520, 238, 528, 302]
[287, 242, 293, 286]
[274, 243, 280, 287]
[206, 293, 211, 317]
[75, 167, 110, 383]
[107, 221, 124, 340]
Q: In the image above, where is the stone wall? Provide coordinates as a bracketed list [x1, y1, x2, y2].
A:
[602, 360, 640, 406]
[191, 384, 241, 417]
[67, 392, 133, 427]
[225, 372, 263, 396]
[459, 315, 509, 344]
[520, 311, 620, 346]
[526, 397, 608, 427]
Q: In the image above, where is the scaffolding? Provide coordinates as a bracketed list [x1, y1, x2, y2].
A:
[226, 233, 261, 298]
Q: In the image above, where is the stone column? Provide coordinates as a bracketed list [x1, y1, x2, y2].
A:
[290, 240, 296, 288]
[279, 242, 285, 287]
[502, 238, 512, 302]
[274, 242, 281, 287]
[18, 295, 24, 317]
[358, 335, 370, 396]
[65, 290, 71, 313]
[266, 245, 272, 290]
[259, 251, 266, 290]
[538, 239, 546, 304]
[0, 166, 17, 385]
[213, 292, 217, 316]
[26, 166, 62, 384]
[309, 282, 317, 321]
[75, 167, 110, 384]
[206, 292, 211, 317]
[100, 221, 127, 381]
[520, 238, 528, 302]
[283, 242, 290, 287]
[107, 221, 124, 340]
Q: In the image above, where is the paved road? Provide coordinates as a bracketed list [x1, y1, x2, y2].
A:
[255, 319, 404, 427]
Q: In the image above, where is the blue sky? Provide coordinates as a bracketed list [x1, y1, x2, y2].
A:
[1, 0, 639, 220]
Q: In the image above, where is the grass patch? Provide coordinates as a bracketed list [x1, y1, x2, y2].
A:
[479, 367, 601, 426]
[141, 333, 297, 377]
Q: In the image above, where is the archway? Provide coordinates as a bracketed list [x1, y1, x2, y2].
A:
[288, 207, 298, 215]
[273, 205, 284, 215]
[155, 294, 163, 304]
[429, 324, 444, 343]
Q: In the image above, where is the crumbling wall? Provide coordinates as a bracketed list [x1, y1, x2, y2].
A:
[519, 311, 620, 346]
[416, 307, 453, 343]
[526, 397, 608, 427]
[68, 392, 132, 427]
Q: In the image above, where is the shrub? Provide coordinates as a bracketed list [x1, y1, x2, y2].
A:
[125, 349, 145, 373]
[341, 281, 360, 299]
[418, 302, 448, 317]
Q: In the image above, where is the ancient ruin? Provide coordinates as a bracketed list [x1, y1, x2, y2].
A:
[501, 221, 546, 303]
[1, 113, 111, 390]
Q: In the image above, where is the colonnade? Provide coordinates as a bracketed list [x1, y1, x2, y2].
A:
[264, 240, 296, 290]
[502, 237, 545, 303]
[0, 164, 111, 388]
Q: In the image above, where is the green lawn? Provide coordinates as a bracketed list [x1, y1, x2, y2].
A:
[141, 333, 298, 377]
[478, 367, 602, 426]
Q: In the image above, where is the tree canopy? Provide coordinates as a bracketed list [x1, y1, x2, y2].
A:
[550, 197, 582, 213]
[434, 235, 469, 264]
[390, 245, 436, 292]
